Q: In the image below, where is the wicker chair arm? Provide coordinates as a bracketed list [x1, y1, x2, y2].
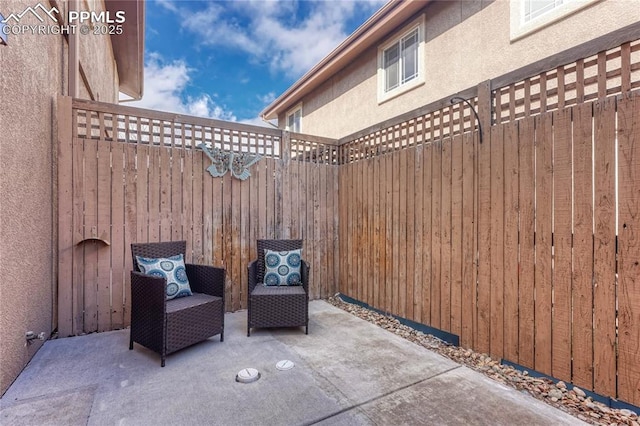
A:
[301, 260, 310, 292]
[248, 260, 258, 293]
[130, 271, 167, 315]
[185, 264, 225, 298]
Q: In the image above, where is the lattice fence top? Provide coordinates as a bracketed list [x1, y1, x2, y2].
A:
[71, 100, 343, 165]
[339, 98, 479, 164]
[493, 40, 640, 124]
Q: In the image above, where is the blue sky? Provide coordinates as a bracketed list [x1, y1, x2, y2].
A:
[129, 0, 386, 126]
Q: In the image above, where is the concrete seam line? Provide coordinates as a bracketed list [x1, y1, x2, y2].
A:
[303, 365, 462, 426]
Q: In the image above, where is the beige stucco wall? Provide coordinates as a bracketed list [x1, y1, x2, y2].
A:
[0, 0, 118, 396]
[296, 0, 640, 139]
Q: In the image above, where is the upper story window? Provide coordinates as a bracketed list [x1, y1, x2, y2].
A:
[511, 0, 599, 41]
[378, 17, 425, 104]
[286, 105, 302, 133]
[523, 0, 565, 22]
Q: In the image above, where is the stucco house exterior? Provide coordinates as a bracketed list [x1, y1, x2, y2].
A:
[261, 0, 640, 139]
[0, 0, 144, 395]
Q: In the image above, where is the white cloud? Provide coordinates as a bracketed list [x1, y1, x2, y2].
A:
[258, 92, 277, 105]
[164, 0, 385, 79]
[129, 53, 236, 121]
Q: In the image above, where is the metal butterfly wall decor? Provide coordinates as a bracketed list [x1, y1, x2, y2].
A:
[198, 143, 262, 181]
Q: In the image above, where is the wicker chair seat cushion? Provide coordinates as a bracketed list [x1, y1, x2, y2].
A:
[166, 292, 222, 313]
[252, 285, 306, 296]
[135, 254, 192, 300]
[263, 249, 302, 286]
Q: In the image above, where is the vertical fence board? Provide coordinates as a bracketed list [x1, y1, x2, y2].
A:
[534, 113, 553, 375]
[384, 154, 393, 313]
[450, 135, 463, 337]
[489, 125, 504, 359]
[399, 148, 409, 318]
[503, 121, 519, 363]
[592, 97, 617, 397]
[171, 149, 183, 241]
[240, 177, 250, 308]
[573, 102, 595, 389]
[413, 146, 424, 324]
[136, 145, 149, 244]
[202, 152, 213, 265]
[110, 144, 125, 330]
[551, 107, 573, 382]
[518, 117, 536, 368]
[366, 158, 375, 305]
[182, 149, 194, 261]
[192, 152, 203, 264]
[231, 177, 242, 311]
[72, 138, 85, 335]
[212, 170, 224, 267]
[83, 139, 99, 333]
[617, 95, 640, 406]
[430, 141, 442, 329]
[422, 143, 432, 325]
[441, 139, 452, 332]
[476, 128, 491, 355]
[338, 164, 348, 295]
[57, 98, 74, 337]
[321, 164, 330, 299]
[148, 147, 161, 243]
[461, 133, 475, 348]
[159, 147, 172, 240]
[392, 151, 401, 314]
[123, 144, 137, 326]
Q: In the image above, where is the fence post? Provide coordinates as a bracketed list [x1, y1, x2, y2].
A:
[281, 130, 291, 164]
[477, 80, 492, 141]
[56, 95, 74, 337]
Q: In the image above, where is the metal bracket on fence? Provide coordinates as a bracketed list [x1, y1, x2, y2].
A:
[450, 96, 483, 144]
[198, 143, 262, 180]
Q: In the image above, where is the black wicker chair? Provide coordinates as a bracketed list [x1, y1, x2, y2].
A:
[130, 241, 225, 366]
[247, 239, 310, 336]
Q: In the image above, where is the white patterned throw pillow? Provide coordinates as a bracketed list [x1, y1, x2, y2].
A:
[135, 254, 193, 300]
[264, 249, 302, 286]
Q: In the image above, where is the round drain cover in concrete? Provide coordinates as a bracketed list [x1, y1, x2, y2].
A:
[236, 368, 260, 383]
[276, 360, 295, 371]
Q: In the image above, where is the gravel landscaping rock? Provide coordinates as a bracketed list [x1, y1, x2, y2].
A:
[327, 295, 639, 426]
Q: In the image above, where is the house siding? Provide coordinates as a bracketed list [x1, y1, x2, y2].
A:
[0, 0, 119, 396]
[293, 0, 640, 139]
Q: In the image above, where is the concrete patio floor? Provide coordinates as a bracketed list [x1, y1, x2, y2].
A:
[1, 300, 584, 426]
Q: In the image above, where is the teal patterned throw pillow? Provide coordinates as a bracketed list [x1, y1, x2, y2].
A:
[264, 249, 302, 286]
[135, 254, 193, 300]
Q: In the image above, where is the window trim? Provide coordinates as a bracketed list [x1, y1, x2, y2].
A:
[510, 0, 600, 41]
[285, 104, 302, 133]
[377, 16, 425, 104]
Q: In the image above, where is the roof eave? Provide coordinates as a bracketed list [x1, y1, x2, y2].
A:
[106, 0, 145, 100]
[260, 0, 428, 121]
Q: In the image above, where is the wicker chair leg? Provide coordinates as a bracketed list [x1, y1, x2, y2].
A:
[129, 335, 133, 350]
[161, 356, 165, 367]
[220, 331, 224, 342]
[305, 325, 308, 335]
[247, 325, 250, 337]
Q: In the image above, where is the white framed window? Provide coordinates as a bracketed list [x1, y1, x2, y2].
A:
[378, 17, 425, 104]
[286, 105, 302, 133]
[510, 0, 599, 41]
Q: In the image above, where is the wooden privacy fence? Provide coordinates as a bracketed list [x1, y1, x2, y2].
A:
[57, 98, 340, 337]
[57, 36, 640, 406]
[338, 38, 640, 406]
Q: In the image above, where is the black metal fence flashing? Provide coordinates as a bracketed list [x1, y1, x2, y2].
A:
[500, 359, 640, 413]
[336, 293, 460, 347]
